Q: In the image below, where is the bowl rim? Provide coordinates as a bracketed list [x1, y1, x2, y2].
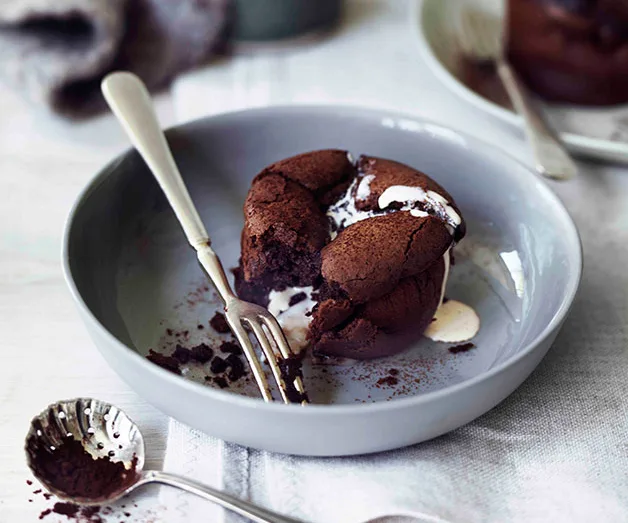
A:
[411, 0, 628, 158]
[62, 104, 582, 415]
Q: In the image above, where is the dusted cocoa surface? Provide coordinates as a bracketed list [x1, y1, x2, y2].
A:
[321, 212, 450, 304]
[236, 150, 464, 359]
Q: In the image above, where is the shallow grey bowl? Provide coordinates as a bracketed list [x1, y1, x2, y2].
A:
[63, 106, 582, 456]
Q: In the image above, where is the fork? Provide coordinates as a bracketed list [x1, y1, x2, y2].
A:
[101, 72, 308, 405]
[457, 7, 577, 181]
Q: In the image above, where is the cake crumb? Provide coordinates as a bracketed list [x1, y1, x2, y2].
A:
[220, 341, 242, 355]
[147, 350, 181, 375]
[376, 376, 398, 387]
[210, 312, 230, 333]
[213, 376, 229, 388]
[449, 342, 475, 354]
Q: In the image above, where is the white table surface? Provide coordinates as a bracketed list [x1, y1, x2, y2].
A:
[1, 1, 626, 521]
[0, 83, 177, 520]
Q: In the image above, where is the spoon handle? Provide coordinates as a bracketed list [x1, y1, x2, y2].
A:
[496, 59, 577, 181]
[101, 71, 236, 303]
[141, 470, 304, 523]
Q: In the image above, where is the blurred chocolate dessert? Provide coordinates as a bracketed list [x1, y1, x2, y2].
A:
[508, 0, 628, 105]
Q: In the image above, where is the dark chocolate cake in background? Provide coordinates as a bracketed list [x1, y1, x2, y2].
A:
[235, 150, 465, 360]
[508, 0, 628, 106]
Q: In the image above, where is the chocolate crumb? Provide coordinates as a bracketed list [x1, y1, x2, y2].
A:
[29, 499, 33, 502]
[288, 292, 307, 307]
[39, 508, 52, 519]
[278, 355, 308, 403]
[210, 312, 230, 334]
[449, 342, 475, 354]
[166, 328, 173, 336]
[81, 506, 102, 520]
[226, 353, 246, 381]
[147, 350, 181, 375]
[220, 341, 242, 355]
[43, 493, 52, 500]
[213, 376, 229, 388]
[33, 489, 42, 494]
[377, 376, 398, 386]
[388, 368, 399, 376]
[190, 343, 213, 363]
[26, 480, 33, 485]
[124, 512, 131, 517]
[210, 356, 228, 374]
[197, 324, 204, 330]
[172, 345, 192, 364]
[53, 502, 80, 517]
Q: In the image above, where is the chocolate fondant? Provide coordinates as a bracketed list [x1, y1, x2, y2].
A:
[236, 150, 465, 359]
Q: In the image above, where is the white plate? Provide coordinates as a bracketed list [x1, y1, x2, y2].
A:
[414, 0, 628, 164]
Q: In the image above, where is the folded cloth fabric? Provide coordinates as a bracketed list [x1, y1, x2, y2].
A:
[0, 0, 229, 118]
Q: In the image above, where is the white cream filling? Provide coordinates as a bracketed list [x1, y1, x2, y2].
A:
[424, 249, 480, 343]
[267, 286, 315, 353]
[424, 300, 480, 343]
[438, 249, 451, 308]
[378, 185, 461, 228]
[327, 179, 461, 240]
[326, 178, 376, 239]
[355, 174, 375, 200]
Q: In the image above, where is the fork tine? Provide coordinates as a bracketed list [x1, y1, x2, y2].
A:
[259, 314, 308, 405]
[228, 318, 274, 402]
[259, 314, 293, 359]
[244, 319, 291, 404]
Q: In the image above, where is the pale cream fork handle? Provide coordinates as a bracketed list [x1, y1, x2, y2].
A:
[101, 71, 235, 303]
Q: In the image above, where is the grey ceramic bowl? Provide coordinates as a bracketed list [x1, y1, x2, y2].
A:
[63, 106, 581, 456]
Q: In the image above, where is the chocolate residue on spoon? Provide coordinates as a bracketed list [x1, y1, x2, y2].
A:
[26, 435, 138, 501]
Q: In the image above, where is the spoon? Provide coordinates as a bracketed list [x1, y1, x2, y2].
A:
[25, 398, 302, 523]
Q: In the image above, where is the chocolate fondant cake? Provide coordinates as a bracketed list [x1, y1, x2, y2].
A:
[235, 150, 465, 359]
[508, 0, 628, 105]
